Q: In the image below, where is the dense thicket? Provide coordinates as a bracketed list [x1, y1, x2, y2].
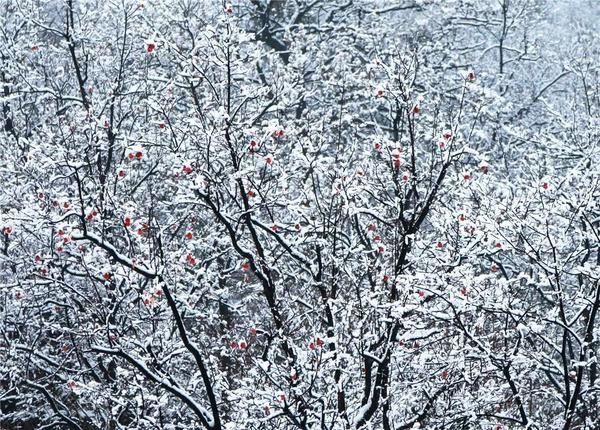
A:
[1, 1, 599, 429]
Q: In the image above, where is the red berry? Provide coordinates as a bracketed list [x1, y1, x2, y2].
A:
[367, 223, 376, 231]
[124, 217, 132, 227]
[135, 151, 143, 160]
[185, 231, 193, 240]
[103, 272, 111, 281]
[186, 254, 196, 266]
[118, 169, 126, 177]
[242, 262, 250, 271]
[146, 43, 156, 53]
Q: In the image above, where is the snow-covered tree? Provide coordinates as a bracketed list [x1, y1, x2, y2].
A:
[1, 0, 599, 429]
